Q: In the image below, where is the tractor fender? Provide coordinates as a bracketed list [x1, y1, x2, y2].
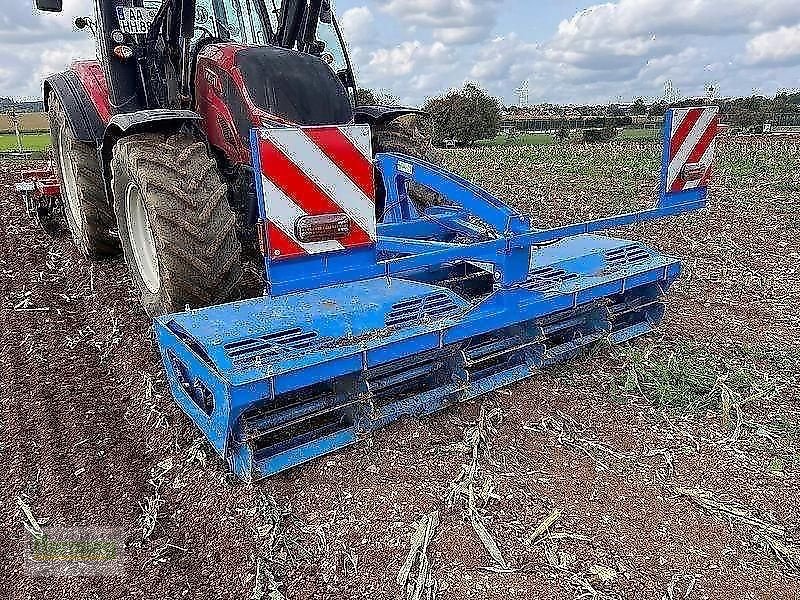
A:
[104, 109, 204, 140]
[100, 110, 205, 206]
[353, 105, 427, 129]
[43, 71, 105, 144]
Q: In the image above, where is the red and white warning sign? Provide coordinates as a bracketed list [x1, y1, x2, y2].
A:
[665, 106, 720, 193]
[257, 125, 376, 260]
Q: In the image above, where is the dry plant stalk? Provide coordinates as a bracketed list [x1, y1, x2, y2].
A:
[677, 487, 800, 573]
[526, 411, 633, 472]
[397, 511, 440, 600]
[527, 509, 562, 545]
[250, 492, 293, 600]
[16, 495, 46, 540]
[448, 403, 508, 569]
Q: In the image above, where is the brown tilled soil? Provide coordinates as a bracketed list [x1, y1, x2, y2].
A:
[2, 138, 799, 600]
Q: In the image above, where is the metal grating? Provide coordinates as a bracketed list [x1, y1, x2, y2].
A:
[224, 327, 319, 360]
[604, 244, 651, 270]
[385, 293, 460, 327]
[524, 267, 579, 295]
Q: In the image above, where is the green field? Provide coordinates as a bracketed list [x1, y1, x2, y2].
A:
[618, 127, 662, 140]
[0, 133, 51, 152]
[3, 129, 659, 152]
[478, 127, 663, 147]
[476, 133, 555, 147]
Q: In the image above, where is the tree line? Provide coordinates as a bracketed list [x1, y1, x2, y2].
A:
[0, 97, 45, 113]
[359, 85, 800, 146]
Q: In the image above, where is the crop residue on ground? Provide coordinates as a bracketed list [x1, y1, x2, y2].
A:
[2, 137, 799, 599]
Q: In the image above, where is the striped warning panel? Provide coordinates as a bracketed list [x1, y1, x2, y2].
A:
[257, 125, 376, 260]
[665, 106, 720, 193]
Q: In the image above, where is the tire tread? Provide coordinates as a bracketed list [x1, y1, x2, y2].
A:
[111, 132, 242, 316]
[48, 96, 120, 258]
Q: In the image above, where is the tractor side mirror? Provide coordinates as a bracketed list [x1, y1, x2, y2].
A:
[35, 0, 63, 12]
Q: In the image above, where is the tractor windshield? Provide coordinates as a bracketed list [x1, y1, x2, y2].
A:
[190, 0, 349, 68]
[315, 13, 347, 72]
[194, 0, 274, 45]
[137, 0, 273, 44]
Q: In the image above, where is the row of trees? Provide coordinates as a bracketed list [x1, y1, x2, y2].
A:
[359, 84, 800, 146]
[629, 92, 800, 120]
[360, 83, 501, 146]
[0, 97, 44, 113]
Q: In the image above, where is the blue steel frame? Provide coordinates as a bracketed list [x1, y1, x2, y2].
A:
[153, 109, 715, 479]
[251, 109, 708, 297]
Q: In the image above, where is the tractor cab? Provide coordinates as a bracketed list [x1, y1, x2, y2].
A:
[189, 0, 359, 107]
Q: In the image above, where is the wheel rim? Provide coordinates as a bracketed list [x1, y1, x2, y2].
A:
[125, 182, 160, 293]
[58, 130, 82, 224]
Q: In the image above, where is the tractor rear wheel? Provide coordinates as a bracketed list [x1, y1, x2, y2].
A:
[48, 95, 120, 258]
[374, 116, 440, 220]
[111, 132, 243, 317]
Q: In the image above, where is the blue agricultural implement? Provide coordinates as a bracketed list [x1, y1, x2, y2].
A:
[154, 106, 720, 479]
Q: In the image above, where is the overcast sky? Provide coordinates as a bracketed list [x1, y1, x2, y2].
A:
[4, 0, 800, 105]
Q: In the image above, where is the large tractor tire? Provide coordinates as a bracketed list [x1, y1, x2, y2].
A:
[373, 115, 440, 221]
[48, 95, 120, 258]
[111, 132, 243, 317]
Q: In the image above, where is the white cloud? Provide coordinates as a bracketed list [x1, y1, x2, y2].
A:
[367, 40, 453, 77]
[339, 6, 375, 45]
[3, 0, 800, 106]
[468, 0, 800, 104]
[0, 0, 95, 98]
[530, 0, 800, 97]
[379, 0, 502, 45]
[556, 0, 800, 41]
[353, 39, 463, 100]
[470, 34, 537, 83]
[543, 0, 800, 78]
[746, 25, 800, 66]
[434, 26, 488, 45]
[0, 40, 96, 98]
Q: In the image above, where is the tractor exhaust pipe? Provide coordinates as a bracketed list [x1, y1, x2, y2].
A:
[178, 0, 196, 106]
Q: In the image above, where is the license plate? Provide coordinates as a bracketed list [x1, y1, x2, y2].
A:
[116, 5, 157, 35]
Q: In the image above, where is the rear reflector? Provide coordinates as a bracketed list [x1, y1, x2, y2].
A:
[679, 162, 708, 181]
[113, 45, 134, 60]
[295, 213, 351, 243]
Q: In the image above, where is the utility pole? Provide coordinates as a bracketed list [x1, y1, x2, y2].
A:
[514, 80, 529, 107]
[663, 80, 681, 104]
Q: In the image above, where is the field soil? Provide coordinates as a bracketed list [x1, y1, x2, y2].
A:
[2, 138, 799, 599]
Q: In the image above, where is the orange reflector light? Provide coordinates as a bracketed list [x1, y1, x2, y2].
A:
[680, 162, 708, 181]
[295, 213, 351, 243]
[113, 45, 134, 60]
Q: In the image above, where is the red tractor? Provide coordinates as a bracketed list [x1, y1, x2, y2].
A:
[36, 0, 431, 316]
